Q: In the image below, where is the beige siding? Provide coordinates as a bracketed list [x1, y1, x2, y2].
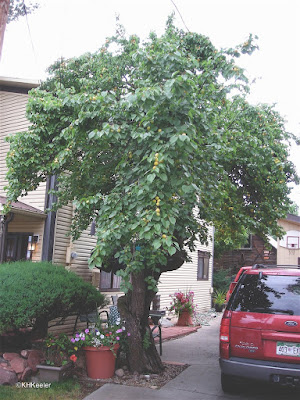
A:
[0, 90, 47, 209]
[70, 228, 97, 282]
[277, 219, 300, 265]
[0, 92, 30, 194]
[158, 226, 214, 313]
[52, 203, 96, 282]
[52, 204, 73, 266]
[7, 214, 45, 262]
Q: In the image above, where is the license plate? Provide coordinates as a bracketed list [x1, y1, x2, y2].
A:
[276, 342, 300, 357]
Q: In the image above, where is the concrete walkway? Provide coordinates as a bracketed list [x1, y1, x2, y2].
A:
[83, 314, 300, 400]
[83, 314, 222, 400]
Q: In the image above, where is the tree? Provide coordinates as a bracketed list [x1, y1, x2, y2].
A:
[4, 18, 299, 372]
[0, 0, 38, 59]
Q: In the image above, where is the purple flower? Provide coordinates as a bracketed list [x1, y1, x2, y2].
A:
[116, 329, 123, 333]
[85, 329, 89, 334]
[127, 333, 131, 337]
[81, 337, 85, 340]
[75, 338, 80, 342]
[71, 338, 75, 343]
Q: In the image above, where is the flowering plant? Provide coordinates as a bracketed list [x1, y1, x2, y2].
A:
[70, 317, 129, 352]
[168, 291, 196, 316]
[43, 333, 77, 366]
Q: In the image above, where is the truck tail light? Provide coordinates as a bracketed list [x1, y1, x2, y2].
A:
[220, 310, 232, 359]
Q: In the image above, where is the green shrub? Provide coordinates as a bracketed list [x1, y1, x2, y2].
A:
[0, 261, 107, 336]
[213, 269, 232, 293]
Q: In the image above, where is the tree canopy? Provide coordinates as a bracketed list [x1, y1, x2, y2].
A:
[7, 0, 38, 23]
[4, 17, 299, 372]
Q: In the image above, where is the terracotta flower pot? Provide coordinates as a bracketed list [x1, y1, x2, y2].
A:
[177, 310, 193, 326]
[83, 344, 119, 379]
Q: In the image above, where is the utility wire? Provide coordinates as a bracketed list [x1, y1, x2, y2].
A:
[22, 0, 38, 64]
[170, 0, 190, 32]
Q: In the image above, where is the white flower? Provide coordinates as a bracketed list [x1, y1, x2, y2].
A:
[100, 334, 105, 339]
[122, 326, 126, 331]
[96, 331, 100, 336]
[93, 338, 101, 347]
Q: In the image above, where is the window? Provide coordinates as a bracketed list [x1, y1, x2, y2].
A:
[287, 236, 299, 249]
[100, 271, 121, 291]
[197, 251, 210, 280]
[240, 234, 252, 249]
[230, 274, 300, 316]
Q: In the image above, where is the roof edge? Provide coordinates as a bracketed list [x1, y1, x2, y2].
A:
[0, 76, 40, 89]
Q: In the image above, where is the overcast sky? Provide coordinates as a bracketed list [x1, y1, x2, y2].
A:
[1, 0, 299, 207]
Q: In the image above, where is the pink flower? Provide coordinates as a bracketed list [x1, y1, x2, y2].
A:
[127, 333, 131, 337]
[85, 329, 89, 334]
[116, 336, 120, 340]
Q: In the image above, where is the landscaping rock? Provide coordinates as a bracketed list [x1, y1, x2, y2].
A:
[27, 351, 43, 372]
[10, 357, 27, 374]
[20, 366, 32, 382]
[3, 352, 20, 361]
[115, 368, 124, 377]
[20, 350, 29, 358]
[0, 368, 18, 385]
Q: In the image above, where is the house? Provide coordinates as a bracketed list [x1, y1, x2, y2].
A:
[277, 213, 300, 265]
[0, 76, 214, 332]
[214, 213, 300, 275]
[214, 234, 277, 274]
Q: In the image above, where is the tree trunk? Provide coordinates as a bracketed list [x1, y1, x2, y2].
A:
[117, 270, 164, 373]
[0, 0, 10, 60]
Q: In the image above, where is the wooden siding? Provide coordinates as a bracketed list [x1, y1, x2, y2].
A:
[52, 204, 73, 266]
[52, 203, 96, 282]
[0, 91, 30, 194]
[0, 90, 47, 209]
[69, 227, 97, 282]
[277, 219, 300, 265]
[157, 226, 214, 313]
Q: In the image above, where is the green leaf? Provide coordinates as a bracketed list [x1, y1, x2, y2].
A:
[169, 216, 176, 225]
[147, 174, 156, 183]
[153, 239, 161, 250]
[160, 173, 168, 182]
[168, 247, 176, 256]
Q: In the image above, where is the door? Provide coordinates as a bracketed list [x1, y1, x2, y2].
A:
[5, 233, 33, 262]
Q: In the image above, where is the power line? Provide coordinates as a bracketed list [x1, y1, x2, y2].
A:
[22, 0, 38, 64]
[170, 0, 190, 32]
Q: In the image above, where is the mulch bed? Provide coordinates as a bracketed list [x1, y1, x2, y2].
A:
[75, 362, 189, 399]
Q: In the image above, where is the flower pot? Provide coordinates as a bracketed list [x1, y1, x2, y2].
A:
[214, 303, 224, 312]
[83, 344, 119, 379]
[177, 311, 193, 326]
[37, 362, 73, 382]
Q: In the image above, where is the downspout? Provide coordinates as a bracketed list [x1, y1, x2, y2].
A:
[42, 175, 57, 261]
